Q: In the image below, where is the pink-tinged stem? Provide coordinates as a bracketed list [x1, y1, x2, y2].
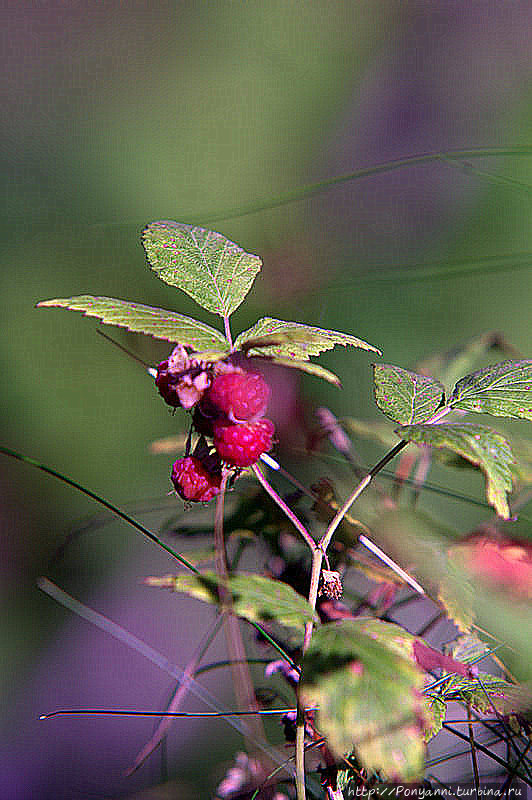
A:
[224, 315, 233, 350]
[252, 464, 317, 553]
[214, 471, 266, 752]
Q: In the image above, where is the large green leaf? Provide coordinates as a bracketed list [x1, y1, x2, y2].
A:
[234, 317, 380, 359]
[37, 296, 230, 351]
[450, 360, 532, 421]
[142, 221, 261, 317]
[145, 572, 316, 632]
[373, 364, 446, 425]
[399, 423, 514, 518]
[301, 618, 427, 781]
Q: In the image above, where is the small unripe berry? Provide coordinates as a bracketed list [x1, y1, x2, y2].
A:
[171, 456, 221, 502]
[213, 418, 275, 467]
[205, 371, 271, 422]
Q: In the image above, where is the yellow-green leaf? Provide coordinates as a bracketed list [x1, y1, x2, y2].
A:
[399, 423, 514, 519]
[37, 296, 229, 351]
[301, 618, 427, 781]
[142, 221, 261, 317]
[373, 364, 446, 425]
[146, 571, 316, 632]
[235, 317, 380, 359]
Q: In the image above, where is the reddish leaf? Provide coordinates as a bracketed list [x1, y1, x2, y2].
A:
[450, 536, 532, 600]
[413, 640, 472, 678]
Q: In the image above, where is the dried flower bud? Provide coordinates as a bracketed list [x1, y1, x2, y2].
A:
[318, 570, 343, 600]
[155, 345, 213, 410]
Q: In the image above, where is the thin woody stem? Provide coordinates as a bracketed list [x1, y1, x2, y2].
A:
[214, 471, 266, 749]
[224, 315, 233, 350]
[252, 464, 317, 553]
[319, 404, 451, 556]
[295, 405, 453, 800]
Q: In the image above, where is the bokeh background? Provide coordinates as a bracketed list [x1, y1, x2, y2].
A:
[2, 2, 532, 798]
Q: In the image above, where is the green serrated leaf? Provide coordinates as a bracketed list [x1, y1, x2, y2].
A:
[37, 296, 230, 351]
[399, 423, 514, 518]
[373, 364, 446, 425]
[142, 221, 261, 317]
[423, 696, 446, 742]
[146, 571, 316, 632]
[450, 360, 532, 421]
[301, 619, 426, 781]
[235, 317, 380, 359]
[442, 671, 531, 715]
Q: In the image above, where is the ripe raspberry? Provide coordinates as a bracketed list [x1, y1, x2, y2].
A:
[205, 371, 271, 423]
[171, 456, 221, 502]
[213, 418, 275, 467]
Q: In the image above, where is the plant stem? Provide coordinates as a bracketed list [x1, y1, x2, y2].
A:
[252, 464, 317, 553]
[214, 471, 266, 752]
[224, 315, 233, 350]
[467, 703, 480, 796]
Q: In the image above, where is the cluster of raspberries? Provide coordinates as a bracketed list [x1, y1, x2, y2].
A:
[155, 345, 275, 502]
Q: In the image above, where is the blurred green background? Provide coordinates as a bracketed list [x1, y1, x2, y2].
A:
[2, 2, 532, 797]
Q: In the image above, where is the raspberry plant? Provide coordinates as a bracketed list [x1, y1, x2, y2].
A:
[34, 221, 532, 798]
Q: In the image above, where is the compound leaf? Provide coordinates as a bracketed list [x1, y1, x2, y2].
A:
[235, 317, 380, 360]
[142, 221, 261, 317]
[301, 618, 427, 781]
[423, 696, 446, 742]
[450, 360, 532, 421]
[442, 672, 531, 715]
[37, 295, 229, 351]
[373, 364, 446, 425]
[398, 423, 514, 519]
[145, 572, 316, 632]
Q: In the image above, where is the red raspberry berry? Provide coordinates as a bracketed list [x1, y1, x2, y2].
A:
[171, 456, 221, 502]
[213, 418, 275, 467]
[205, 371, 271, 422]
